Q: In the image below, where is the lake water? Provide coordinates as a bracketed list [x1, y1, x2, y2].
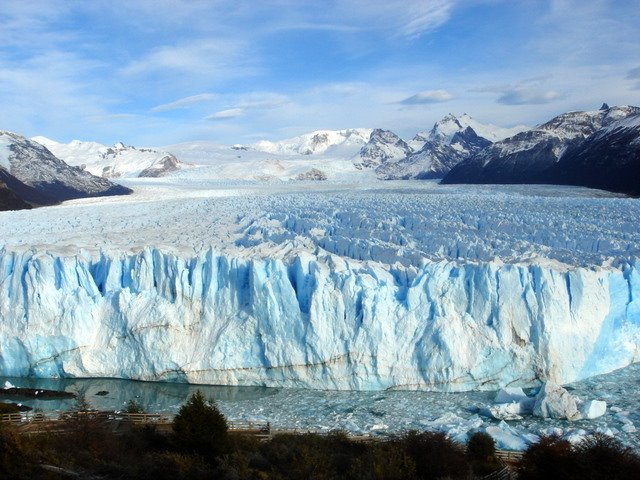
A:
[2, 363, 639, 451]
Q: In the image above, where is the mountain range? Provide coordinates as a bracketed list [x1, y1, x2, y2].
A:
[442, 104, 640, 195]
[0, 131, 131, 211]
[32, 137, 186, 179]
[1, 103, 639, 212]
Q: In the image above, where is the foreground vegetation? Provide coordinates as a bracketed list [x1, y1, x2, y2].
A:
[1, 391, 639, 479]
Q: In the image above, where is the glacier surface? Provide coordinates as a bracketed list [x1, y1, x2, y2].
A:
[0, 180, 639, 391]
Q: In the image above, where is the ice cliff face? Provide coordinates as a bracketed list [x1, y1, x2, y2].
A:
[1, 247, 638, 391]
[1, 183, 639, 391]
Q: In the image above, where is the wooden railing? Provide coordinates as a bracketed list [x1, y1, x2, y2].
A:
[0, 411, 528, 463]
[494, 449, 524, 463]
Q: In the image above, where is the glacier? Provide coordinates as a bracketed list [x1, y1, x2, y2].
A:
[0, 180, 639, 391]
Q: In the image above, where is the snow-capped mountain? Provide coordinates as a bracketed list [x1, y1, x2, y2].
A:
[250, 128, 372, 156]
[32, 137, 184, 178]
[545, 112, 640, 195]
[0, 131, 131, 209]
[354, 129, 411, 169]
[410, 113, 526, 151]
[377, 114, 519, 180]
[443, 104, 640, 186]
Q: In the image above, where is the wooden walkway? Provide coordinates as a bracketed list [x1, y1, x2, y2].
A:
[1, 411, 524, 462]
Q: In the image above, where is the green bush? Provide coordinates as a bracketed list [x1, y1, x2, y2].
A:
[0, 425, 43, 479]
[467, 431, 501, 476]
[467, 431, 496, 462]
[397, 430, 470, 480]
[172, 390, 230, 461]
[572, 434, 640, 480]
[518, 435, 576, 480]
[0, 403, 20, 414]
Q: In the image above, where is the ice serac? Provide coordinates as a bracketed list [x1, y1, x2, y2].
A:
[0, 247, 638, 391]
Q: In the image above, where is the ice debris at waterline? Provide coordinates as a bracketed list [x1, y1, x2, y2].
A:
[0, 183, 639, 390]
[479, 383, 606, 421]
[3, 363, 639, 451]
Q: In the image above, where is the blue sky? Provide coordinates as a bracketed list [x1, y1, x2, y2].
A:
[1, 0, 639, 146]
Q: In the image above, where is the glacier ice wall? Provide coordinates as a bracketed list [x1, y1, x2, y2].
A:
[1, 247, 638, 391]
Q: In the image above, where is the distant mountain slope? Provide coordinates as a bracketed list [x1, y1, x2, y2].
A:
[0, 131, 131, 208]
[355, 129, 411, 169]
[442, 105, 640, 186]
[545, 113, 640, 195]
[0, 178, 31, 211]
[377, 114, 520, 179]
[32, 137, 184, 178]
[250, 128, 372, 156]
[410, 113, 526, 151]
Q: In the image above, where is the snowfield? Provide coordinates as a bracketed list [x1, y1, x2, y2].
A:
[0, 179, 639, 392]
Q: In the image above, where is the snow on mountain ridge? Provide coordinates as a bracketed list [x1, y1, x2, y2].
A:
[354, 129, 411, 169]
[33, 137, 185, 178]
[250, 128, 373, 156]
[442, 104, 640, 188]
[0, 131, 131, 205]
[411, 113, 527, 150]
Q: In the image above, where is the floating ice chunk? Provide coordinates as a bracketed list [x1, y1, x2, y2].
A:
[540, 427, 564, 437]
[486, 421, 530, 451]
[564, 428, 588, 445]
[495, 387, 528, 404]
[615, 411, 633, 424]
[370, 423, 388, 431]
[3, 381, 14, 389]
[580, 400, 607, 419]
[421, 413, 484, 443]
[533, 383, 581, 420]
[480, 402, 523, 420]
[615, 412, 636, 432]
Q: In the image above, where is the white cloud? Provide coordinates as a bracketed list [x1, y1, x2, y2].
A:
[206, 108, 244, 120]
[236, 92, 290, 110]
[400, 89, 454, 104]
[497, 87, 562, 105]
[472, 82, 563, 105]
[328, 0, 456, 40]
[628, 66, 640, 90]
[121, 39, 254, 79]
[308, 82, 369, 97]
[151, 93, 218, 112]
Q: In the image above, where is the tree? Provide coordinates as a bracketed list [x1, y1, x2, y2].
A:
[172, 390, 230, 460]
[124, 399, 144, 414]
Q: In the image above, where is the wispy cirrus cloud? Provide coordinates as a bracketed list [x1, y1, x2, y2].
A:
[151, 93, 218, 112]
[497, 87, 562, 105]
[400, 89, 454, 105]
[205, 92, 290, 122]
[120, 39, 255, 79]
[473, 82, 563, 106]
[627, 66, 640, 90]
[206, 108, 243, 121]
[236, 92, 290, 110]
